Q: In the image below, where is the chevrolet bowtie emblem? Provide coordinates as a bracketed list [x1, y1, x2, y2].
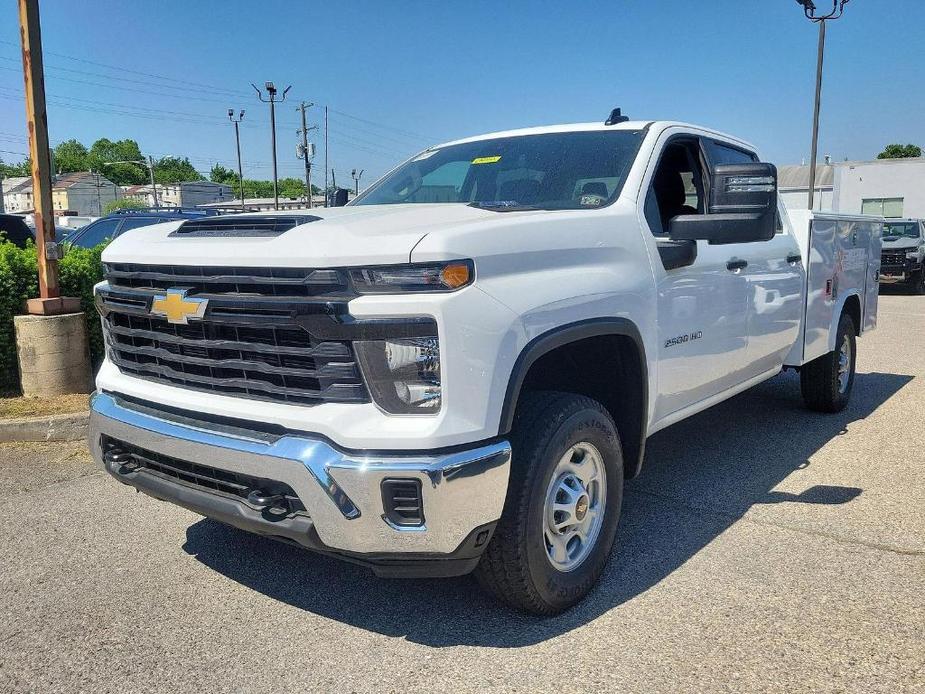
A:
[150, 289, 208, 325]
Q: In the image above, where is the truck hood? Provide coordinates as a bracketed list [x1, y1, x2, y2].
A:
[101, 204, 512, 267]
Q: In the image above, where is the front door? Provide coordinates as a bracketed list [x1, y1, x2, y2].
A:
[644, 136, 751, 421]
[701, 139, 804, 377]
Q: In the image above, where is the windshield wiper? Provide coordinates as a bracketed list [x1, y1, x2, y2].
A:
[469, 201, 540, 212]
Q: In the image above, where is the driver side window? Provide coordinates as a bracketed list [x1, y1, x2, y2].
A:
[644, 140, 706, 236]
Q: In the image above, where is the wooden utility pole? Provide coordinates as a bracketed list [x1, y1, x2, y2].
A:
[18, 0, 77, 314]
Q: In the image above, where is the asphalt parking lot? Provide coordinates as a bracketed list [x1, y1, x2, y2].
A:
[0, 294, 922, 693]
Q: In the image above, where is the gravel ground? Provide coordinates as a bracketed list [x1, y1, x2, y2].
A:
[0, 294, 922, 693]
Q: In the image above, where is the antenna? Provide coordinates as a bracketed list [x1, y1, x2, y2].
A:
[605, 107, 629, 126]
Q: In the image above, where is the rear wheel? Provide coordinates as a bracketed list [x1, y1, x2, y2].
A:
[800, 311, 856, 413]
[475, 391, 623, 615]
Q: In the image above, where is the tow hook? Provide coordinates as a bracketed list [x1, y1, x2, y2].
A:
[247, 489, 290, 516]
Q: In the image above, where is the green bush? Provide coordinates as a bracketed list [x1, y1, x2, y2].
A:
[59, 244, 106, 365]
[0, 241, 106, 392]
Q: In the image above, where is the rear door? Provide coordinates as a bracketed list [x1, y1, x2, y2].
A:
[702, 139, 804, 377]
[114, 216, 167, 238]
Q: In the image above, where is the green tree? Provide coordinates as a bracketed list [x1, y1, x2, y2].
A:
[0, 158, 31, 178]
[240, 179, 274, 198]
[877, 143, 923, 160]
[209, 164, 238, 185]
[103, 198, 147, 214]
[153, 156, 203, 183]
[87, 138, 148, 185]
[52, 139, 89, 172]
[278, 177, 308, 198]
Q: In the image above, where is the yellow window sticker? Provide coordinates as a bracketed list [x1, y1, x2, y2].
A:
[471, 155, 502, 165]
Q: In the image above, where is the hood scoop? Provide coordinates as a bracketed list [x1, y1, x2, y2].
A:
[170, 214, 321, 238]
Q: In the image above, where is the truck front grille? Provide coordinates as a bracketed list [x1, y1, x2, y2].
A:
[881, 252, 907, 266]
[100, 264, 368, 406]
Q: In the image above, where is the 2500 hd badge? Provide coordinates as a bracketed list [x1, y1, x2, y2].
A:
[665, 330, 703, 349]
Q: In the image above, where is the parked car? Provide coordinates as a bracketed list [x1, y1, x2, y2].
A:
[89, 116, 882, 614]
[879, 218, 925, 294]
[64, 207, 221, 249]
[0, 213, 36, 248]
[0, 213, 75, 247]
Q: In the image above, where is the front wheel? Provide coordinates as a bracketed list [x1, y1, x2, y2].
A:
[474, 391, 624, 615]
[800, 311, 857, 413]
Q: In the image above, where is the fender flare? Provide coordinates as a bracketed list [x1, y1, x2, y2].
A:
[828, 291, 862, 351]
[498, 317, 649, 476]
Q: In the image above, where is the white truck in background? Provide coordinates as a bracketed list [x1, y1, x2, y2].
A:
[89, 114, 882, 614]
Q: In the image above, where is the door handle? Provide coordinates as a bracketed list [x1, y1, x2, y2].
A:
[786, 253, 802, 264]
[726, 258, 748, 271]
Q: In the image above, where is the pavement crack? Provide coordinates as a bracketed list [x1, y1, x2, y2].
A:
[627, 486, 925, 557]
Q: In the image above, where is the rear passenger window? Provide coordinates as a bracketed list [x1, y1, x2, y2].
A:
[116, 217, 163, 235]
[705, 140, 758, 166]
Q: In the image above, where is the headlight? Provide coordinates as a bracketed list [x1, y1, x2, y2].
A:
[355, 336, 441, 414]
[349, 261, 473, 294]
[907, 251, 919, 259]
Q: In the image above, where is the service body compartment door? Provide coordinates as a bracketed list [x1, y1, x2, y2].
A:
[864, 226, 881, 332]
[787, 212, 882, 366]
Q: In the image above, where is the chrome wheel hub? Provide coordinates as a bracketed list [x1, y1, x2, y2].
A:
[543, 442, 606, 572]
[837, 334, 852, 394]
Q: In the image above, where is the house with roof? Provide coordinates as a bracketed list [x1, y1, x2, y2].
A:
[1, 177, 34, 214]
[51, 171, 119, 216]
[121, 181, 232, 208]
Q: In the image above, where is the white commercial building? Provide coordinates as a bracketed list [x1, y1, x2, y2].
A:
[779, 157, 925, 219]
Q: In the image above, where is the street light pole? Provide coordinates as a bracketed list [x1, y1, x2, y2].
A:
[228, 109, 245, 211]
[252, 81, 291, 210]
[796, 0, 851, 211]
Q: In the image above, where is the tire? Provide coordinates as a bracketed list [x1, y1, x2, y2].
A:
[801, 311, 857, 413]
[474, 391, 624, 615]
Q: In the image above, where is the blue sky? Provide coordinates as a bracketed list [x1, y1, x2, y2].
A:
[1, 0, 923, 185]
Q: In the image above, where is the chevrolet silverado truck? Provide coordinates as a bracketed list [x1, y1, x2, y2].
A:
[89, 117, 882, 614]
[878, 218, 925, 294]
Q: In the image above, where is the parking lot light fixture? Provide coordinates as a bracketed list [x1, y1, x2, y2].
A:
[797, 0, 851, 210]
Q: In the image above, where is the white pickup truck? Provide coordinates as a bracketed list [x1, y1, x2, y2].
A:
[89, 116, 882, 614]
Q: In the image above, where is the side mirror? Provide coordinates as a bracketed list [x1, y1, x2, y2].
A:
[669, 163, 778, 245]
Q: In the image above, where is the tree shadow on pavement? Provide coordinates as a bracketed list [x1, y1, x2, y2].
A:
[182, 370, 911, 648]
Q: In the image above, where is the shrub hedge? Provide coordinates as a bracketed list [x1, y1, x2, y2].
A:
[0, 241, 106, 392]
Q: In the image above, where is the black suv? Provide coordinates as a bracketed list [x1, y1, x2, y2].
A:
[64, 207, 222, 249]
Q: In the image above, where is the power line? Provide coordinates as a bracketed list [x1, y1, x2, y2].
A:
[0, 40, 253, 97]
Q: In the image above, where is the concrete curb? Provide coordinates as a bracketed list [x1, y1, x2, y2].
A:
[0, 411, 89, 442]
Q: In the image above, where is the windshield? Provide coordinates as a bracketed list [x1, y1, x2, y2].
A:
[353, 130, 645, 210]
[883, 222, 920, 240]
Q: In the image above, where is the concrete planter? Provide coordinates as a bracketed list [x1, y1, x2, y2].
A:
[13, 312, 91, 397]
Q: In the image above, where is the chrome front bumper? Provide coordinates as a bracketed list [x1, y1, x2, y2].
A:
[89, 392, 511, 558]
